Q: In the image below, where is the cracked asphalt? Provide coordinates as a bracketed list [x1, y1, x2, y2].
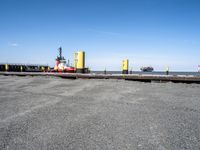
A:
[0, 76, 200, 150]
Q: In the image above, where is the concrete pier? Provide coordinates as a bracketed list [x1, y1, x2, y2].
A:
[0, 72, 200, 83]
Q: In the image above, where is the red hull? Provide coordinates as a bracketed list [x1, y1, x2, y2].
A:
[52, 67, 76, 73]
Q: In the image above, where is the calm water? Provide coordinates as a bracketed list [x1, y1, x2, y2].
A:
[92, 71, 200, 76]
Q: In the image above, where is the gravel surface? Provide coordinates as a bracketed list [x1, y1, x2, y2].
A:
[0, 76, 200, 150]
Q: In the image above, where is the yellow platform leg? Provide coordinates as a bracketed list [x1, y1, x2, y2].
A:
[122, 59, 129, 74]
[75, 51, 85, 73]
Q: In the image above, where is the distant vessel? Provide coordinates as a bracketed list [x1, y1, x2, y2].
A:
[140, 66, 154, 72]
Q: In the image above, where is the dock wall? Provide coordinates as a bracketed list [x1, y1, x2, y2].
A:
[0, 72, 200, 84]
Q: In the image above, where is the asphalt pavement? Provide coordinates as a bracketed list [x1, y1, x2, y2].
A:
[0, 76, 200, 150]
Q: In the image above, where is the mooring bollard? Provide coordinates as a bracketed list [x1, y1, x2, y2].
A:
[5, 64, 9, 71]
[20, 66, 23, 72]
[130, 67, 133, 74]
[104, 68, 107, 74]
[166, 66, 169, 75]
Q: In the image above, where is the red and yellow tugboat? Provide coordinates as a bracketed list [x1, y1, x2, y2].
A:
[53, 47, 76, 73]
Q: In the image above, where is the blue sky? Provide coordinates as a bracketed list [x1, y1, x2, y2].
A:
[0, 0, 200, 71]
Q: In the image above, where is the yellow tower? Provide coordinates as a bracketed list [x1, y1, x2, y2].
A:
[74, 51, 85, 73]
[122, 59, 129, 74]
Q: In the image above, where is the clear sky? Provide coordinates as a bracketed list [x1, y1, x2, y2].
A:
[0, 0, 200, 71]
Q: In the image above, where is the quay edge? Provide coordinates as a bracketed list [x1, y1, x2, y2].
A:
[0, 72, 200, 83]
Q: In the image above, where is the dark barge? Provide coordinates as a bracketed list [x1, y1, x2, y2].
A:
[0, 63, 50, 72]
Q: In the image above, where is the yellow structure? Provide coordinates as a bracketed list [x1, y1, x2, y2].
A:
[48, 66, 50, 72]
[5, 64, 9, 71]
[166, 66, 169, 72]
[122, 59, 129, 74]
[74, 51, 85, 73]
[41, 66, 45, 72]
[20, 66, 23, 72]
[166, 66, 169, 75]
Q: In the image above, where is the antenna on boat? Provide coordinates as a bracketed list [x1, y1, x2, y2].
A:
[58, 47, 62, 59]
